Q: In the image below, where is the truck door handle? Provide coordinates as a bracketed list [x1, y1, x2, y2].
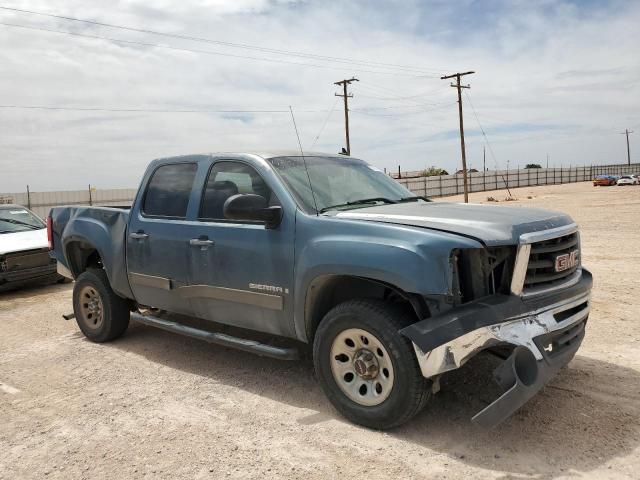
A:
[129, 232, 149, 240]
[190, 238, 215, 247]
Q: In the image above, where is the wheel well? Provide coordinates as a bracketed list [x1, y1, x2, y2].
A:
[304, 275, 428, 342]
[65, 241, 103, 278]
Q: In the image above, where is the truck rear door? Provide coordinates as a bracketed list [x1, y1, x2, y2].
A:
[126, 161, 200, 315]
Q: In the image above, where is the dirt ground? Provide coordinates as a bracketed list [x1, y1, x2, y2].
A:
[1, 181, 639, 479]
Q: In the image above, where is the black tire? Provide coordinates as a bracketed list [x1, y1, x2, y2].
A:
[313, 299, 430, 430]
[73, 269, 130, 342]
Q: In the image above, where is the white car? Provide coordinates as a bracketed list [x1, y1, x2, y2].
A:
[0, 204, 59, 290]
[617, 175, 639, 186]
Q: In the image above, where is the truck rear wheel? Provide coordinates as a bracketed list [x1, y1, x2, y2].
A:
[73, 269, 130, 343]
[313, 299, 430, 429]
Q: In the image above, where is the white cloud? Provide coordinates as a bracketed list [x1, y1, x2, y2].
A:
[0, 0, 639, 191]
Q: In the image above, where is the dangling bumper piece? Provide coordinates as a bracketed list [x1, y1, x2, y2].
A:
[400, 269, 592, 427]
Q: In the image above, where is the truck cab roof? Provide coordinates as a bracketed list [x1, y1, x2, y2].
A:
[152, 151, 349, 164]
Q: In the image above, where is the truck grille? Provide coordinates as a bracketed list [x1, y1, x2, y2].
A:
[524, 232, 580, 290]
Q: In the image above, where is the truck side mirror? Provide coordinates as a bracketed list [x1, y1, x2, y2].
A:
[223, 194, 282, 229]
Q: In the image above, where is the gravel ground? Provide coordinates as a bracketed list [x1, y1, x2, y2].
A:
[1, 181, 639, 479]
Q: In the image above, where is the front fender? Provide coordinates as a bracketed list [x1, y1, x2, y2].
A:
[292, 213, 483, 341]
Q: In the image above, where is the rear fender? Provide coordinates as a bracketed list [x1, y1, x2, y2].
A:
[58, 208, 133, 299]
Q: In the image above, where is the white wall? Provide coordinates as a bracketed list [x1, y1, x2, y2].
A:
[0, 188, 137, 219]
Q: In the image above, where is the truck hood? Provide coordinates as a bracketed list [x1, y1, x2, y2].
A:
[333, 202, 574, 246]
[0, 228, 48, 255]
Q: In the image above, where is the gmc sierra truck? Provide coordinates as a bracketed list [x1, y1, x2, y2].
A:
[49, 152, 591, 429]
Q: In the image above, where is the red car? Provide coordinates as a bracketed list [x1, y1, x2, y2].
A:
[593, 175, 616, 186]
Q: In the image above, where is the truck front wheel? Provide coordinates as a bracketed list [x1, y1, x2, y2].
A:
[73, 269, 130, 343]
[313, 299, 430, 429]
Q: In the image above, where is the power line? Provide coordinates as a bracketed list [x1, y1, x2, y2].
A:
[0, 104, 323, 113]
[352, 112, 454, 130]
[464, 90, 500, 170]
[356, 92, 442, 101]
[355, 82, 450, 115]
[355, 81, 454, 119]
[0, 102, 451, 114]
[351, 102, 454, 117]
[354, 82, 449, 100]
[310, 98, 339, 148]
[0, 5, 448, 75]
[0, 21, 430, 77]
[352, 101, 447, 111]
[357, 81, 449, 98]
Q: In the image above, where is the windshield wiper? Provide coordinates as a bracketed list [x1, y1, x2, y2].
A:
[398, 195, 430, 203]
[397, 195, 431, 203]
[0, 218, 42, 229]
[320, 197, 397, 213]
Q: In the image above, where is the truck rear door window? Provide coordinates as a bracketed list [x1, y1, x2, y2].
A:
[142, 163, 197, 218]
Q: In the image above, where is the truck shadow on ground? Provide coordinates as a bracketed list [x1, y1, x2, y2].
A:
[0, 281, 70, 311]
[113, 323, 640, 478]
[0, 279, 69, 297]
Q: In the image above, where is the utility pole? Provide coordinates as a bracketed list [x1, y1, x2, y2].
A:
[334, 77, 359, 156]
[546, 153, 549, 169]
[620, 129, 633, 165]
[483, 145, 486, 172]
[441, 71, 475, 203]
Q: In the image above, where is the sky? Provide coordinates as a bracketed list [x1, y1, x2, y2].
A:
[0, 0, 639, 192]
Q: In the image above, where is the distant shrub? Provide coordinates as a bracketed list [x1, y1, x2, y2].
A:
[420, 167, 449, 177]
[525, 164, 542, 169]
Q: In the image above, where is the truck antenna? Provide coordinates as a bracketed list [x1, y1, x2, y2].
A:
[289, 106, 319, 216]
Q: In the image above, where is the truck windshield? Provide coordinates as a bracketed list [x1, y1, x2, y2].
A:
[268, 156, 421, 213]
[0, 208, 45, 234]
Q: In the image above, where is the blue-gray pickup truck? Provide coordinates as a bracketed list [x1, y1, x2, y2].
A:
[49, 152, 592, 429]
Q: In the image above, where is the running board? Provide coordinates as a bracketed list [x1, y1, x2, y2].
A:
[130, 312, 299, 360]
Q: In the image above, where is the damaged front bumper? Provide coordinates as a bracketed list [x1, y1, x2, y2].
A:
[401, 268, 592, 427]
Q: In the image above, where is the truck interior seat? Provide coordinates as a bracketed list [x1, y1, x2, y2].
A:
[251, 175, 281, 207]
[202, 180, 239, 219]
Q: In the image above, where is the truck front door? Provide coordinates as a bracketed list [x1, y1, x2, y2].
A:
[185, 160, 295, 337]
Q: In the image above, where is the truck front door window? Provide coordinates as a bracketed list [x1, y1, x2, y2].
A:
[200, 162, 279, 221]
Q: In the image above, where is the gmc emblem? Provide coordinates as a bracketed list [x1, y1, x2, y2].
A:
[554, 250, 579, 272]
